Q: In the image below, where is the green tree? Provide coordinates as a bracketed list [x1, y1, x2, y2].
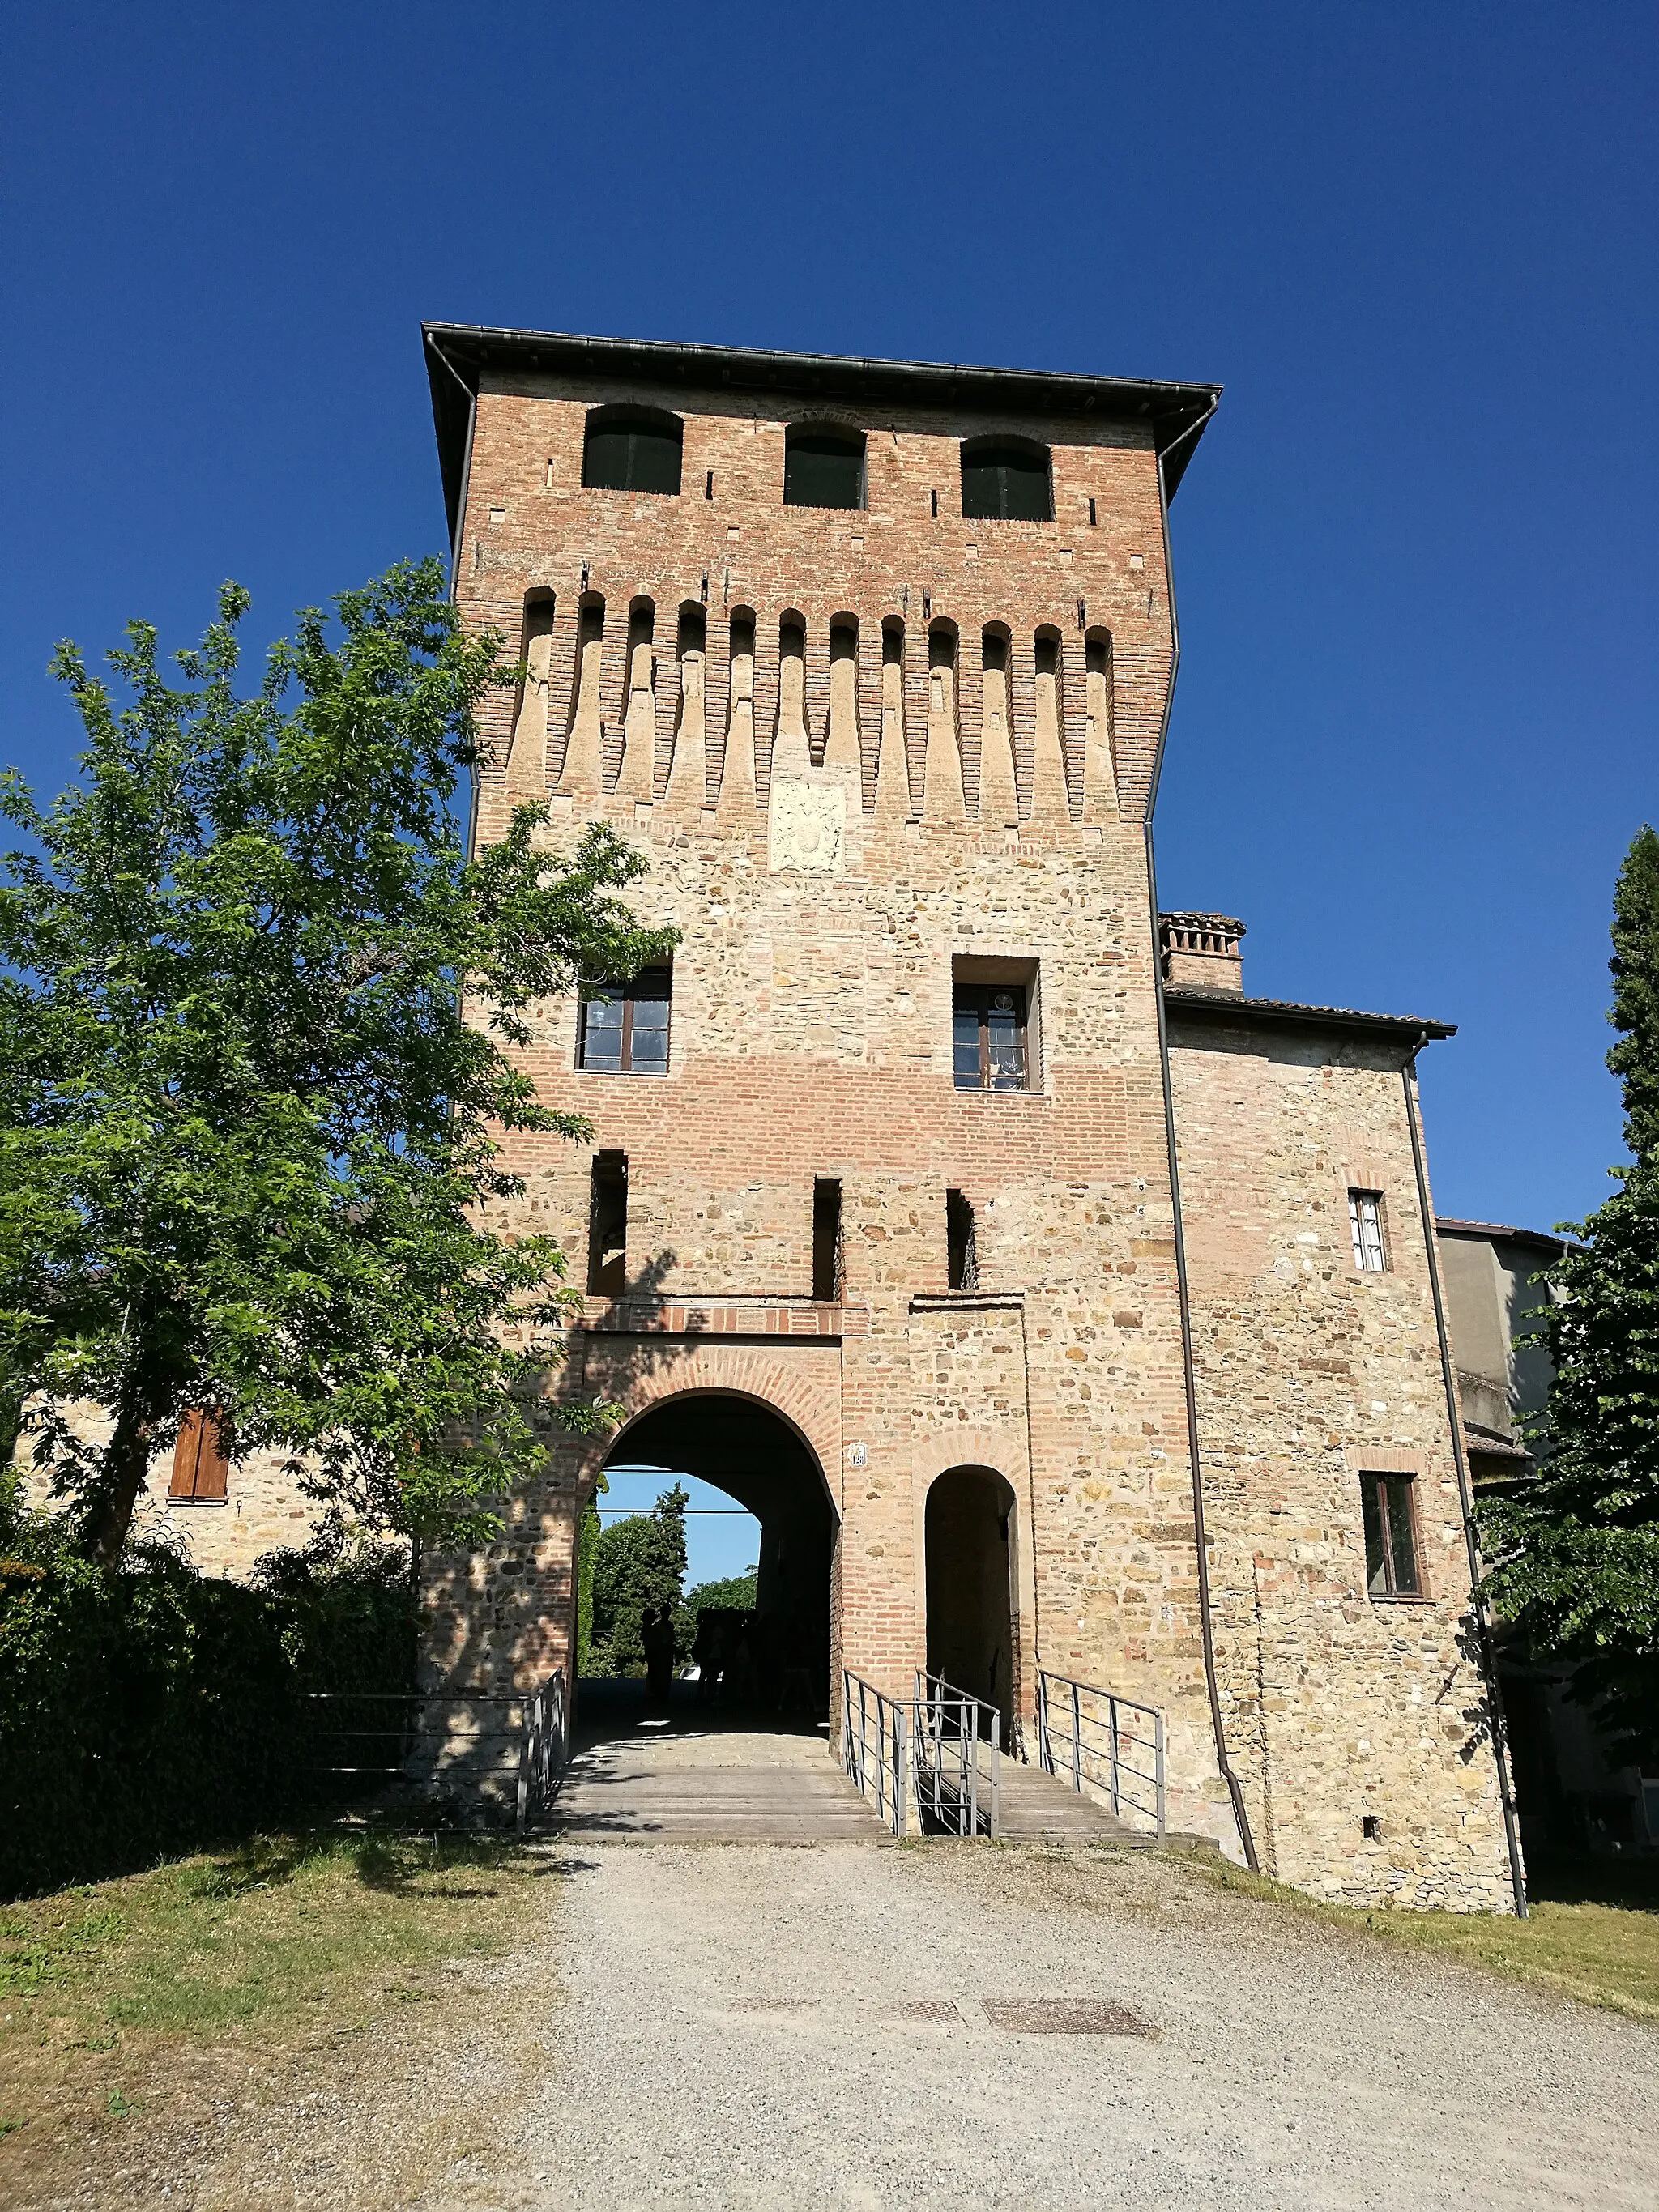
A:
[574, 1469, 607, 1677]
[0, 560, 670, 1566]
[1482, 825, 1659, 1761]
[675, 1566, 758, 1664]
[587, 1484, 688, 1677]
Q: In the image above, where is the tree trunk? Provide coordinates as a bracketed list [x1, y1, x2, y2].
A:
[83, 1399, 157, 1568]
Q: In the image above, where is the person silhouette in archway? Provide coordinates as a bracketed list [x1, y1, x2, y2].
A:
[643, 1601, 676, 1705]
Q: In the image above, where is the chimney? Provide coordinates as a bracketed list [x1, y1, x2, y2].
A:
[1160, 911, 1246, 993]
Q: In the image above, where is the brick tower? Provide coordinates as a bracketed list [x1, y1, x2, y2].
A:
[420, 326, 1519, 1907]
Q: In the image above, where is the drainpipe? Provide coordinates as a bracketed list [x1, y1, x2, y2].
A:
[1402, 1039, 1529, 1917]
[1145, 402, 1260, 1873]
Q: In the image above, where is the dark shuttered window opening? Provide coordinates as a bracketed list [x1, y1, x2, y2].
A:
[169, 1409, 229, 1502]
[960, 440, 1053, 522]
[1360, 1472, 1423, 1598]
[783, 427, 866, 511]
[581, 408, 684, 497]
[953, 982, 1030, 1091]
[588, 1152, 629, 1296]
[578, 967, 672, 1075]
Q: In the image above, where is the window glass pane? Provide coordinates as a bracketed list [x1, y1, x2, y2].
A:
[582, 989, 624, 1070]
[1350, 1191, 1385, 1272]
[985, 989, 1026, 1090]
[1386, 1480, 1420, 1592]
[953, 1003, 982, 1087]
[784, 434, 864, 511]
[629, 1022, 669, 1073]
[1361, 1477, 1389, 1594]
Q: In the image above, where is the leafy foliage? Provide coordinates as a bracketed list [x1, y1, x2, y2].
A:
[0, 560, 670, 1561]
[585, 1483, 688, 1677]
[675, 1567, 758, 1660]
[574, 1469, 606, 1678]
[0, 1490, 417, 1895]
[1482, 825, 1659, 1762]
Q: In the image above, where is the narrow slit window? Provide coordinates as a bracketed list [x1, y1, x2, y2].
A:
[1349, 1189, 1387, 1272]
[953, 982, 1029, 1092]
[578, 967, 672, 1076]
[945, 1189, 979, 1291]
[1087, 497, 1098, 526]
[1360, 1472, 1422, 1597]
[812, 1178, 843, 1302]
[169, 1409, 229, 1502]
[589, 1152, 629, 1296]
[705, 471, 714, 500]
[930, 487, 939, 518]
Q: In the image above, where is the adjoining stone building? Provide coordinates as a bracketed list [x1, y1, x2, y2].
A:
[1435, 1217, 1659, 1857]
[373, 322, 1517, 1912]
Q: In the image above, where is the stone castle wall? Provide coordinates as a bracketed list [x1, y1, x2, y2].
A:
[1169, 1011, 1513, 1908]
[420, 365, 1247, 1849]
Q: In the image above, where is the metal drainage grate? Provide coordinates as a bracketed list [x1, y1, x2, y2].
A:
[723, 1996, 821, 2014]
[898, 2001, 965, 2023]
[980, 1998, 1154, 2038]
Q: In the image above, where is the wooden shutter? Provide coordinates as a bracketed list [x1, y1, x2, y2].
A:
[168, 1408, 229, 1501]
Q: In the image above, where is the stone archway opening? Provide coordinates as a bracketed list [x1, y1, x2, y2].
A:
[925, 1465, 1017, 1750]
[592, 1390, 836, 1728]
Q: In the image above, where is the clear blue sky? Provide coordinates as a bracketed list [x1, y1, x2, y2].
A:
[4, 1, 1654, 1261]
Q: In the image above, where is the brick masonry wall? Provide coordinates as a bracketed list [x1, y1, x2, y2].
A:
[1168, 1013, 1514, 1908]
[431, 368, 1247, 1852]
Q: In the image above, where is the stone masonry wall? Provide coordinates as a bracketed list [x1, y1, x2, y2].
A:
[428, 366, 1247, 1852]
[1169, 1013, 1515, 1908]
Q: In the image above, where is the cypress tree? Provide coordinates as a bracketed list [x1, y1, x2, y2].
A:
[1482, 825, 1659, 1762]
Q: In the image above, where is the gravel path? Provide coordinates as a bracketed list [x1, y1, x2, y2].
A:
[508, 1839, 1656, 2212]
[25, 1837, 1657, 2210]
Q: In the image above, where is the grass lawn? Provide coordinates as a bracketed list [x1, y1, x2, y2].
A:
[1192, 1849, 1659, 2019]
[0, 1828, 555, 2193]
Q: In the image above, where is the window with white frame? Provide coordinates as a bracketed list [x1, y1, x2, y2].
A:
[1349, 1188, 1387, 1272]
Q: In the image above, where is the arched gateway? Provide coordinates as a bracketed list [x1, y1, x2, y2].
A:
[603, 1389, 837, 1711]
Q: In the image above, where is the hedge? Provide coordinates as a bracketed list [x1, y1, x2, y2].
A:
[0, 1512, 416, 1897]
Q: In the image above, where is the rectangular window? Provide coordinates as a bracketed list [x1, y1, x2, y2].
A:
[1349, 1189, 1387, 1272]
[953, 983, 1029, 1092]
[578, 966, 672, 1076]
[169, 1408, 228, 1502]
[812, 1178, 843, 1302]
[945, 1189, 979, 1291]
[588, 1152, 629, 1295]
[1360, 1472, 1422, 1597]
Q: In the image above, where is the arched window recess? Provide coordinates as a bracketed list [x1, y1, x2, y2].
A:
[783, 423, 866, 512]
[960, 435, 1053, 523]
[582, 406, 684, 497]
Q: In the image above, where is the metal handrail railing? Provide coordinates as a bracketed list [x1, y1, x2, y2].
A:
[842, 1669, 909, 1835]
[299, 1679, 568, 1827]
[1035, 1670, 1166, 1839]
[914, 1672, 1000, 1838]
[517, 1666, 568, 1830]
[840, 1671, 1000, 1838]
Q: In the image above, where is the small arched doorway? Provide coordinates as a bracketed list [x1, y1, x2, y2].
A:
[595, 1390, 836, 1718]
[925, 1466, 1017, 1745]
